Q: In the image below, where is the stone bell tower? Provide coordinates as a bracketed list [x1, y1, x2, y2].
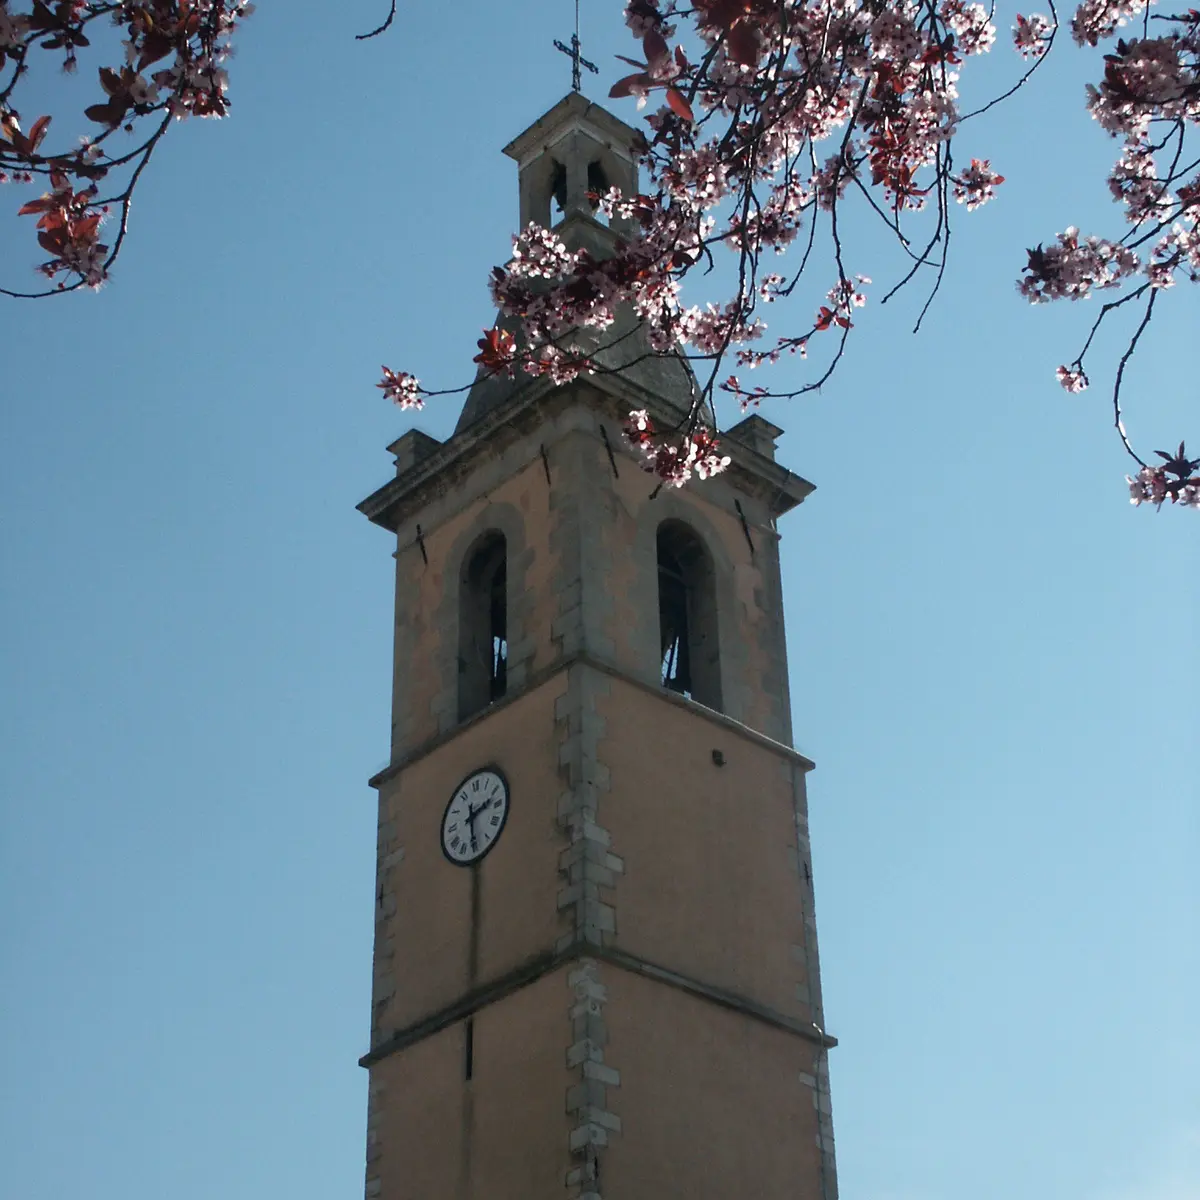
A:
[357, 93, 838, 1200]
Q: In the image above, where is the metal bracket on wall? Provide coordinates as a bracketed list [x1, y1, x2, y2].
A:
[734, 499, 755, 557]
[598, 424, 620, 478]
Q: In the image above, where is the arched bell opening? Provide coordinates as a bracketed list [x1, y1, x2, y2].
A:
[657, 520, 722, 712]
[458, 531, 508, 721]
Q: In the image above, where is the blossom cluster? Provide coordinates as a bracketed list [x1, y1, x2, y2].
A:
[1020, 227, 1140, 302]
[378, 367, 424, 410]
[1086, 32, 1200, 138]
[954, 159, 1006, 211]
[1013, 13, 1055, 58]
[1070, 0, 1150, 48]
[1126, 443, 1200, 508]
[1131, 475, 1200, 507]
[1, 1, 254, 293]
[1108, 147, 1176, 225]
[622, 409, 730, 488]
[16, 167, 107, 285]
[1056, 365, 1089, 393]
[1148, 216, 1200, 289]
[816, 277, 870, 331]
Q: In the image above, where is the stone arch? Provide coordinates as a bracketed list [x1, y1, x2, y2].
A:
[629, 496, 738, 715]
[441, 504, 531, 729]
[458, 530, 508, 720]
[624, 489, 734, 710]
[656, 519, 722, 711]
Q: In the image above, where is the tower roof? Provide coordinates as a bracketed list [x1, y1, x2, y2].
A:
[501, 91, 641, 166]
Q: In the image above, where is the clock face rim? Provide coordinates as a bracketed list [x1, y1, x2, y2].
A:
[440, 766, 510, 867]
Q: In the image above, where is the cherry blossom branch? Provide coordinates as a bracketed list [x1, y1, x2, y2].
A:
[1020, 3, 1196, 506]
[1, 1, 254, 294]
[961, 0, 1059, 118]
[370, 1, 1190, 505]
[1111, 287, 1157, 467]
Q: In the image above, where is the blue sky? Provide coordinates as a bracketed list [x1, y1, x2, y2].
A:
[1, 3, 1196, 1199]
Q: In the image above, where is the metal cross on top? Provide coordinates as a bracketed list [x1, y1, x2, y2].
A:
[553, 0, 598, 93]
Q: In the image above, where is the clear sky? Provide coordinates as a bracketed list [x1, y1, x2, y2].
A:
[1, 3, 1196, 1199]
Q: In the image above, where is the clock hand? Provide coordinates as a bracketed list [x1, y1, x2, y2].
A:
[465, 799, 492, 849]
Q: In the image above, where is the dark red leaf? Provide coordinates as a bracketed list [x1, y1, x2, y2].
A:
[643, 29, 670, 65]
[726, 23, 759, 67]
[610, 72, 652, 99]
[28, 114, 52, 151]
[28, 1, 55, 32]
[137, 33, 174, 70]
[666, 87, 694, 122]
[85, 98, 129, 126]
[99, 67, 124, 97]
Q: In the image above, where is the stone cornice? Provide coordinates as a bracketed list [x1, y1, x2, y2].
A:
[357, 372, 815, 533]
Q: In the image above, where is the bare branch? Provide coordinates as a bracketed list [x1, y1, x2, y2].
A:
[356, 2, 398, 41]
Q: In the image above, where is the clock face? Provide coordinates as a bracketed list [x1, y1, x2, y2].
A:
[441, 768, 510, 866]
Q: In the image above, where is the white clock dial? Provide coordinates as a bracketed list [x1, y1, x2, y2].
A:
[440, 768, 509, 865]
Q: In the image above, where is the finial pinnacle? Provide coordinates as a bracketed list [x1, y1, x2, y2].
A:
[553, 0, 598, 93]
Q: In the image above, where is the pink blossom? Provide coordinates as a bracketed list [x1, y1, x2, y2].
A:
[1071, 0, 1150, 47]
[377, 368, 424, 410]
[940, 1, 997, 55]
[522, 344, 592, 385]
[622, 410, 730, 487]
[1126, 444, 1200, 508]
[1085, 35, 1199, 138]
[953, 159, 1005, 210]
[624, 2, 672, 40]
[1056, 365, 1089, 393]
[1126, 466, 1170, 507]
[1012, 13, 1054, 58]
[1149, 220, 1200, 288]
[1108, 148, 1176, 225]
[812, 154, 854, 212]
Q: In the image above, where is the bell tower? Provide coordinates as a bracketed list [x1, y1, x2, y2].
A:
[357, 94, 839, 1200]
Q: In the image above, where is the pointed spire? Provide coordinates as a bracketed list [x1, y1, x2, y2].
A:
[553, 0, 598, 93]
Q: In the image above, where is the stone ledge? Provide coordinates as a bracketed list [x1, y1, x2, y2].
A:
[594, 945, 837, 1051]
[367, 650, 814, 790]
[358, 940, 836, 1069]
